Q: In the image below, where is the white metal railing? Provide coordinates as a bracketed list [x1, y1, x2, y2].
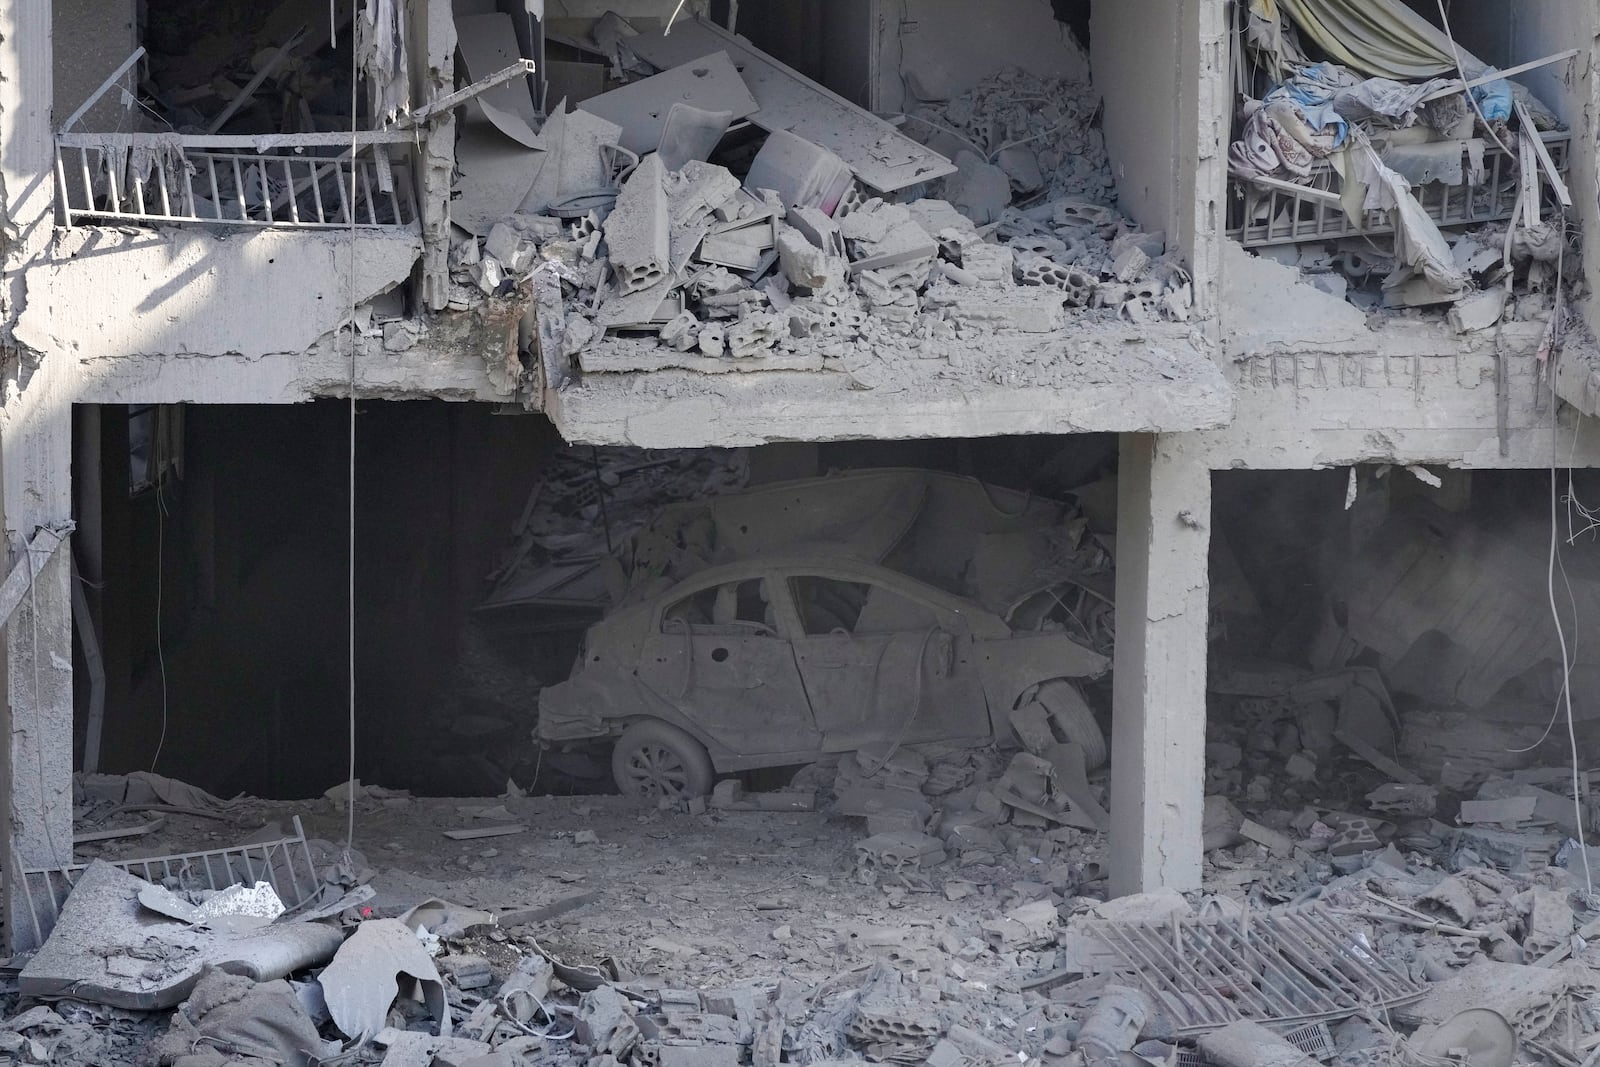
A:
[55, 131, 419, 230]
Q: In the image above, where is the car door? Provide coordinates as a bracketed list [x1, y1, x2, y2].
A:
[784, 572, 989, 752]
[635, 574, 821, 761]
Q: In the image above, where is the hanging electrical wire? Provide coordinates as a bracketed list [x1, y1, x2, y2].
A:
[343, 0, 361, 860]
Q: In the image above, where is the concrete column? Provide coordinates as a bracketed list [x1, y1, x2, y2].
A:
[1109, 433, 1210, 897]
[0, 368, 76, 951]
[2, 0, 76, 949]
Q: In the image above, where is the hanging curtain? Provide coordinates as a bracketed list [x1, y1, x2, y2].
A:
[1256, 0, 1482, 82]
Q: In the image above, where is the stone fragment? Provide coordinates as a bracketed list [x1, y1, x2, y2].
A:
[980, 899, 1059, 951]
[606, 154, 671, 294]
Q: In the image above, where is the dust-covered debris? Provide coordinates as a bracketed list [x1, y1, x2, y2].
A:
[1228, 7, 1578, 318]
[18, 717, 1600, 1067]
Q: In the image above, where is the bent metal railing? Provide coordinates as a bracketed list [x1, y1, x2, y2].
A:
[56, 131, 419, 229]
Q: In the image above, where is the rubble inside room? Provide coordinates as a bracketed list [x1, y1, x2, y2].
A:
[55, 0, 420, 231]
[38, 439, 1600, 1066]
[136, 0, 362, 136]
[445, 8, 1197, 390]
[1226, 0, 1582, 328]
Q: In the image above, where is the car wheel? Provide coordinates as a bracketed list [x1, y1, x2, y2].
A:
[1035, 679, 1108, 771]
[611, 720, 715, 799]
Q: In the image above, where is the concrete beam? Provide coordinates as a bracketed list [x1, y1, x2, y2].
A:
[547, 323, 1232, 446]
[1109, 433, 1209, 897]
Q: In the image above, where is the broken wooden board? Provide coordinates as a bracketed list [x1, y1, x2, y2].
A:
[441, 824, 527, 840]
[626, 19, 955, 193]
[0, 523, 71, 629]
[577, 51, 757, 156]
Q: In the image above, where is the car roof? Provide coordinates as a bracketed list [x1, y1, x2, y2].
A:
[658, 553, 987, 611]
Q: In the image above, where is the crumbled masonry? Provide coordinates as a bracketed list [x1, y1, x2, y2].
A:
[445, 18, 1194, 391]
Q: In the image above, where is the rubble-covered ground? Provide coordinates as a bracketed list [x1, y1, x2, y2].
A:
[11, 697, 1600, 1067]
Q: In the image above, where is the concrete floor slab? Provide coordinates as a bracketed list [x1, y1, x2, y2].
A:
[547, 324, 1230, 446]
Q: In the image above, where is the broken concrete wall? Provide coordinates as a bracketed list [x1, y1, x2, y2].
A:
[52, 0, 139, 135]
[869, 0, 1091, 115]
[1186, 326, 1600, 472]
[1093, 0, 1225, 319]
[15, 228, 421, 361]
[0, 0, 78, 919]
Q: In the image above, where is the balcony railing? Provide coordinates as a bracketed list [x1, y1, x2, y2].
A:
[1228, 131, 1570, 248]
[55, 131, 419, 230]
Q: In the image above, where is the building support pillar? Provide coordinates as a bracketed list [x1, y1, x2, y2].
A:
[0, 372, 76, 950]
[1109, 433, 1210, 897]
[2, 0, 74, 951]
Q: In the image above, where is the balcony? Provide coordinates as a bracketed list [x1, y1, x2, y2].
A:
[55, 132, 419, 231]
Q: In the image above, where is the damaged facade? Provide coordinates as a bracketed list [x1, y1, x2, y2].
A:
[5, 0, 1600, 1062]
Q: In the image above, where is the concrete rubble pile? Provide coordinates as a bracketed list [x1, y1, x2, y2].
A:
[20, 718, 1600, 1067]
[447, 14, 1194, 385]
[1228, 4, 1576, 320]
[140, 0, 357, 136]
[485, 446, 750, 609]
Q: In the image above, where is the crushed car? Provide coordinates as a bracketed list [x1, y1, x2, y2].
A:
[530, 469, 1115, 797]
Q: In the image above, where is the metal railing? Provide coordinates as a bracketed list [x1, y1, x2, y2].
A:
[1228, 131, 1570, 248]
[56, 131, 419, 230]
[14, 815, 321, 946]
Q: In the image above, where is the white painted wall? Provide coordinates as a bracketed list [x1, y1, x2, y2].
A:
[15, 227, 420, 360]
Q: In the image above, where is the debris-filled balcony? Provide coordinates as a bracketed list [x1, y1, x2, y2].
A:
[447, 1, 1232, 442]
[53, 0, 423, 234]
[1225, 0, 1587, 333]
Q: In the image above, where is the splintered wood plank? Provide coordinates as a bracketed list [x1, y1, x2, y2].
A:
[442, 824, 527, 840]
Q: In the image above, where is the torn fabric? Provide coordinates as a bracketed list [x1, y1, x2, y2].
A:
[1227, 105, 1315, 181]
[357, 0, 411, 125]
[1338, 140, 1468, 297]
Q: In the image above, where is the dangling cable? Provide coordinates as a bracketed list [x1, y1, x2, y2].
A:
[343, 0, 361, 859]
[151, 480, 169, 772]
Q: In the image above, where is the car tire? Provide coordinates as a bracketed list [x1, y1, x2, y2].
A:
[611, 719, 715, 799]
[1035, 679, 1108, 771]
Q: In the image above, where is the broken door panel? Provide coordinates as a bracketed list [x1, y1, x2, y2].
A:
[636, 577, 821, 758]
[786, 575, 987, 751]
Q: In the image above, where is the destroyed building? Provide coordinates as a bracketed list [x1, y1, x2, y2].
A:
[7, 0, 1600, 1063]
